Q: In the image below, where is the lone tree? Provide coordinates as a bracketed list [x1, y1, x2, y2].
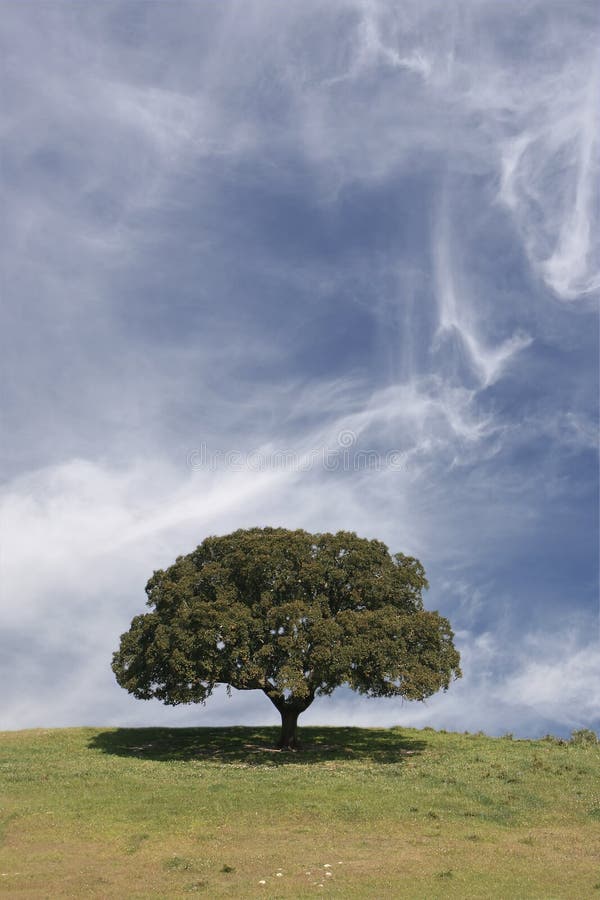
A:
[112, 527, 461, 749]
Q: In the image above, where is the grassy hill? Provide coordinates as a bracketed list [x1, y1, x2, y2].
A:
[1, 725, 599, 898]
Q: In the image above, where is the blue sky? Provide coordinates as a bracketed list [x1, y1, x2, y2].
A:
[1, 0, 598, 736]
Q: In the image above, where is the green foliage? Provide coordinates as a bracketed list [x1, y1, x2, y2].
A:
[541, 733, 566, 745]
[570, 728, 599, 746]
[112, 528, 461, 734]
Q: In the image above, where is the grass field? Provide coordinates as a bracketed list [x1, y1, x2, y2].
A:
[1, 725, 599, 898]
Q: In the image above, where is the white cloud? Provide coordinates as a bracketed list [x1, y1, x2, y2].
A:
[498, 80, 600, 302]
[500, 640, 600, 727]
[307, 0, 600, 302]
[433, 188, 532, 388]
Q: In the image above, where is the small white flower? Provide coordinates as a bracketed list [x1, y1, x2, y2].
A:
[323, 863, 331, 868]
[258, 880, 266, 885]
[276, 872, 283, 877]
[325, 872, 332, 877]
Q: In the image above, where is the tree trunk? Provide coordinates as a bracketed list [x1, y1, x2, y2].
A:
[277, 706, 301, 750]
[262, 687, 314, 750]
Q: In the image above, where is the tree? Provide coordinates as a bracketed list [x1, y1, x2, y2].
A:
[112, 527, 461, 749]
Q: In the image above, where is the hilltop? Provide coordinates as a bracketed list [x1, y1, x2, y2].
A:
[1, 725, 599, 898]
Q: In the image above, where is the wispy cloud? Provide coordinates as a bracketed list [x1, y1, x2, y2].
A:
[433, 188, 532, 388]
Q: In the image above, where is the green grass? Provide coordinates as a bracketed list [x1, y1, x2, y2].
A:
[1, 725, 599, 897]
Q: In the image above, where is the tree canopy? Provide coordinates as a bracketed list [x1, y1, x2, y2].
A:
[112, 527, 461, 748]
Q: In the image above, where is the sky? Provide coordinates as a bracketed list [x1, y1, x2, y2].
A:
[1, 0, 599, 737]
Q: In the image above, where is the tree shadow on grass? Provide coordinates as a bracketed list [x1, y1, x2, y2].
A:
[87, 726, 428, 767]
